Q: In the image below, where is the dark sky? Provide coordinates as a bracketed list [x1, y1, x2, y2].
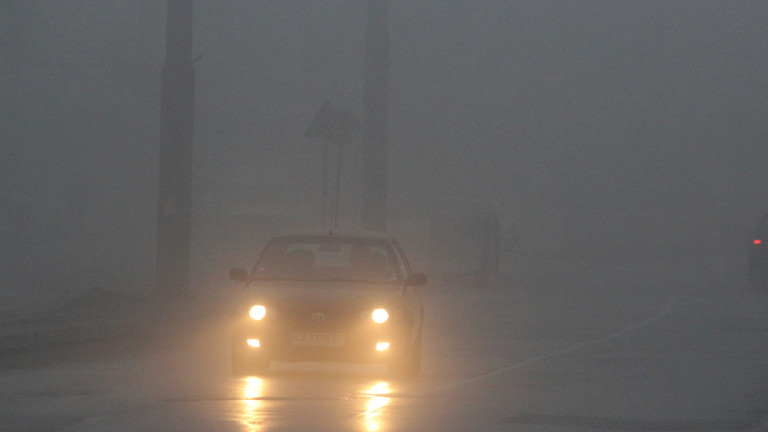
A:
[2, 1, 768, 300]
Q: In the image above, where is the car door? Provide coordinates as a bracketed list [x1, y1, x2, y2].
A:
[391, 240, 424, 341]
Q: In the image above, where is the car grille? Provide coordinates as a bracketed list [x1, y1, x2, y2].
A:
[279, 308, 358, 329]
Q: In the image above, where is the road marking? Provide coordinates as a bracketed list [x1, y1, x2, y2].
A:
[499, 414, 757, 431]
[419, 298, 677, 397]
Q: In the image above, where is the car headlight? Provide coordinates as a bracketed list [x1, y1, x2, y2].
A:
[372, 308, 389, 323]
[249, 305, 266, 320]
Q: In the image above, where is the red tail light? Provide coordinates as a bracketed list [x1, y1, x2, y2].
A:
[754, 239, 763, 245]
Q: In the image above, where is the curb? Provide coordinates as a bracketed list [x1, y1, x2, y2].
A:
[0, 317, 148, 353]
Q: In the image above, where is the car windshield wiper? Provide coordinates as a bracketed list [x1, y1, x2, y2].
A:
[312, 277, 396, 284]
[250, 276, 397, 284]
[249, 276, 312, 282]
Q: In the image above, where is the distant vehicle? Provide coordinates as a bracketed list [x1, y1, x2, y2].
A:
[748, 215, 768, 289]
[228, 231, 426, 377]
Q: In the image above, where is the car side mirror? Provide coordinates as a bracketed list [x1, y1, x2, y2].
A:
[405, 273, 427, 286]
[229, 267, 249, 282]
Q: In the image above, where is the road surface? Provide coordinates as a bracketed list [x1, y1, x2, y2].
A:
[1, 254, 767, 431]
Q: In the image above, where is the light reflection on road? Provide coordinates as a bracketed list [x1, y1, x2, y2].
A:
[235, 373, 395, 431]
[361, 381, 391, 432]
[240, 377, 265, 432]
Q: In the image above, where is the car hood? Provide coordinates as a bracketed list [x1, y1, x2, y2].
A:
[242, 280, 400, 310]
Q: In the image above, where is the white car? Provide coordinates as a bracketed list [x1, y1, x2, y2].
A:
[228, 232, 426, 376]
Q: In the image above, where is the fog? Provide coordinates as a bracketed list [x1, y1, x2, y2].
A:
[3, 1, 768, 307]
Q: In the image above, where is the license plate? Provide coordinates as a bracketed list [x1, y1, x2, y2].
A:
[290, 332, 345, 346]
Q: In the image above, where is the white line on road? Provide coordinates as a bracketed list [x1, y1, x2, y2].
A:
[419, 298, 678, 397]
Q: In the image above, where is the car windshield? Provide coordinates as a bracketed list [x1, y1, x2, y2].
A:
[251, 237, 402, 283]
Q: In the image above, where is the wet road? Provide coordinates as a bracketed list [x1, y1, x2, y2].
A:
[2, 255, 768, 431]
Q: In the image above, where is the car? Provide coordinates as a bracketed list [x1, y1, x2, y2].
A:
[228, 231, 427, 377]
[748, 214, 768, 289]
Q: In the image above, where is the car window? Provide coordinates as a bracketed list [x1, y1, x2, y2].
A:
[252, 237, 402, 283]
[391, 240, 411, 276]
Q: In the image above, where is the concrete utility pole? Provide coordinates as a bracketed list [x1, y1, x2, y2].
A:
[361, 0, 389, 232]
[156, 0, 195, 297]
[306, 102, 360, 229]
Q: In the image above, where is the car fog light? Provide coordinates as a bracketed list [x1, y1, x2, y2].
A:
[247, 339, 261, 348]
[376, 342, 390, 351]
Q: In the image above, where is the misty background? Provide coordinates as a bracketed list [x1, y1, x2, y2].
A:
[2, 1, 768, 310]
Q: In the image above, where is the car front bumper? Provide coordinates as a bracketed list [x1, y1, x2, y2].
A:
[232, 321, 410, 364]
